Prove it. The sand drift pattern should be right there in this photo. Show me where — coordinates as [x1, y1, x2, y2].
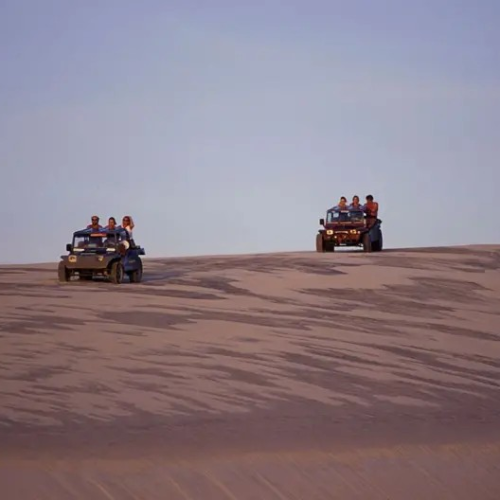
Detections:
[0, 245, 499, 498]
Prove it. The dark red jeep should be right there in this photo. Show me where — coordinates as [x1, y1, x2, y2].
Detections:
[316, 209, 383, 252]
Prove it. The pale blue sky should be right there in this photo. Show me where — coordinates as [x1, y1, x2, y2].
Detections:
[1, 0, 499, 264]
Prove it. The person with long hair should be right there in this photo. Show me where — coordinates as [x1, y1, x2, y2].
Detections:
[121, 215, 134, 234]
[105, 217, 117, 229]
[349, 195, 362, 211]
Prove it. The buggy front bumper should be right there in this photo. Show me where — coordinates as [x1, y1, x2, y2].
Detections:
[62, 254, 114, 270]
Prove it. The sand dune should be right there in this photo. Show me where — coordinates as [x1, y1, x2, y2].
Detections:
[1, 245, 500, 499]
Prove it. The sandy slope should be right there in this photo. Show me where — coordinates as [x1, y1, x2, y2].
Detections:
[1, 245, 500, 499]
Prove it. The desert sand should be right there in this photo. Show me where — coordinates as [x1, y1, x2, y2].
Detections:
[1, 245, 500, 499]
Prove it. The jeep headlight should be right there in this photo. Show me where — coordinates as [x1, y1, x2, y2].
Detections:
[326, 230, 334, 235]
[68, 255, 77, 263]
[97, 255, 104, 262]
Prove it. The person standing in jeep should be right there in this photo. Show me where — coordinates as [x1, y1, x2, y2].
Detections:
[363, 195, 379, 227]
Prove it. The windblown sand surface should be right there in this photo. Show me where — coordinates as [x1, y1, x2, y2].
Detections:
[1, 245, 500, 499]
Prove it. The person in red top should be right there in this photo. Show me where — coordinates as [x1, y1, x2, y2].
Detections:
[363, 195, 379, 227]
[364, 195, 378, 215]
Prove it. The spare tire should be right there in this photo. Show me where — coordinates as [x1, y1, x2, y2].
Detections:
[362, 233, 372, 252]
[118, 240, 130, 255]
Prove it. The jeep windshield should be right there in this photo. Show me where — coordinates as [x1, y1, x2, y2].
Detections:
[327, 210, 365, 224]
[73, 232, 122, 251]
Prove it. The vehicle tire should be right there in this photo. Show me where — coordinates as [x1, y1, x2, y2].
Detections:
[362, 233, 372, 252]
[58, 262, 71, 282]
[377, 233, 383, 251]
[109, 260, 124, 284]
[371, 232, 383, 252]
[316, 234, 325, 252]
[128, 259, 143, 283]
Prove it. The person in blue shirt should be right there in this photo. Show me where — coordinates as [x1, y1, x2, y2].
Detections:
[330, 196, 348, 211]
[348, 195, 363, 211]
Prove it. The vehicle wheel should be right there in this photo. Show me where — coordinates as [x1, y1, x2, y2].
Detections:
[316, 234, 325, 252]
[128, 259, 143, 283]
[362, 233, 372, 252]
[109, 260, 124, 284]
[371, 232, 383, 252]
[58, 262, 71, 282]
[377, 233, 383, 251]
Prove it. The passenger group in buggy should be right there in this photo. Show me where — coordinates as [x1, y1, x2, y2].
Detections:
[86, 215, 135, 238]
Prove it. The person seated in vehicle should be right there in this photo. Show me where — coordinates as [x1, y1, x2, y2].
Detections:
[87, 215, 103, 230]
[77, 238, 88, 249]
[331, 197, 348, 211]
[348, 210, 365, 223]
[86, 235, 103, 247]
[363, 194, 379, 227]
[349, 195, 362, 211]
[105, 217, 117, 230]
[104, 233, 117, 248]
